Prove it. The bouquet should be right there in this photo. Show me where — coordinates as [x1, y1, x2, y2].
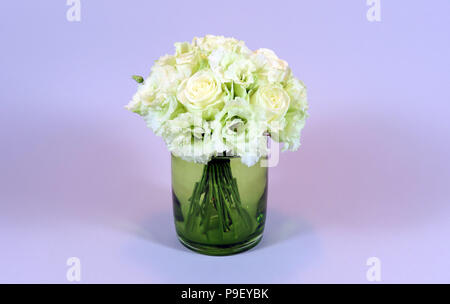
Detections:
[126, 35, 308, 166]
[126, 36, 308, 252]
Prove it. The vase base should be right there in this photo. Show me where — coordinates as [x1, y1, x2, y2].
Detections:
[177, 233, 263, 256]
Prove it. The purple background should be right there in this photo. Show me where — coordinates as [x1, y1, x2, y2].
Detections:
[1, 0, 449, 283]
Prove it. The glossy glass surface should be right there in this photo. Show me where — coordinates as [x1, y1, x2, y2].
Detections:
[172, 155, 268, 255]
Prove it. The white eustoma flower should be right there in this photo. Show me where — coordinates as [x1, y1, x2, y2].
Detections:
[162, 113, 215, 164]
[126, 54, 186, 133]
[208, 48, 237, 79]
[212, 98, 268, 166]
[224, 58, 256, 88]
[209, 48, 256, 89]
[143, 95, 184, 136]
[279, 75, 309, 151]
[279, 110, 307, 151]
[126, 57, 183, 112]
[151, 61, 183, 94]
[284, 76, 308, 112]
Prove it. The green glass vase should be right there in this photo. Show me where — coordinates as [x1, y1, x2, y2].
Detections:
[171, 154, 268, 255]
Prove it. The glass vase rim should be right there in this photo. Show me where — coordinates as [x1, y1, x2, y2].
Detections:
[171, 153, 240, 160]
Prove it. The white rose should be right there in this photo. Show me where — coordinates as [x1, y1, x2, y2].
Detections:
[174, 42, 200, 78]
[253, 48, 290, 83]
[177, 70, 225, 119]
[251, 84, 290, 124]
[193, 35, 250, 54]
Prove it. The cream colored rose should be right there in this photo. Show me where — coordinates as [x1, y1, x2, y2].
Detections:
[174, 42, 200, 78]
[251, 84, 290, 123]
[255, 48, 287, 70]
[177, 70, 224, 119]
[253, 48, 290, 83]
[193, 35, 250, 54]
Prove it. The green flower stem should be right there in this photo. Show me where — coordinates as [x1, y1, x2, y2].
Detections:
[186, 158, 252, 239]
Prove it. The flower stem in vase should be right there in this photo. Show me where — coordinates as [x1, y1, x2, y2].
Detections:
[185, 158, 253, 243]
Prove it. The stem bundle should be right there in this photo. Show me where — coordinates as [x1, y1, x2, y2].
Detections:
[185, 158, 252, 239]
